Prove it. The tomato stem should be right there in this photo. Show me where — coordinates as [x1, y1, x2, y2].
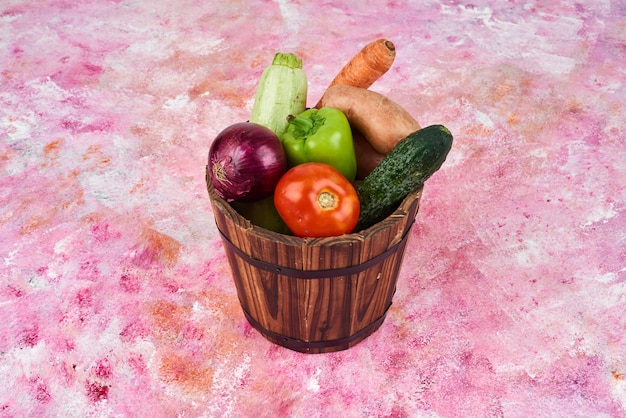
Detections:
[317, 191, 337, 210]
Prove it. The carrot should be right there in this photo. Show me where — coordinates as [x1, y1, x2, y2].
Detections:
[314, 39, 396, 108]
[318, 84, 421, 155]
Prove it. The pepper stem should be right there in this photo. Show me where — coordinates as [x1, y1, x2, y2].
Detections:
[288, 111, 325, 140]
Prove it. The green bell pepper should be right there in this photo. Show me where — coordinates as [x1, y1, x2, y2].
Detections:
[281, 107, 357, 182]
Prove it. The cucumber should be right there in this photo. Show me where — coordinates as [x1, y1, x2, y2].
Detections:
[355, 124, 453, 231]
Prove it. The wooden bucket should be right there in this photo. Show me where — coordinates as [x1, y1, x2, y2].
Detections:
[206, 168, 422, 354]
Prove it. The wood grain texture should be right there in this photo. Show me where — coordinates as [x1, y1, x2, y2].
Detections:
[206, 167, 422, 353]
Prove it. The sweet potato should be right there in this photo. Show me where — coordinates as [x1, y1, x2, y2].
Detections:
[352, 129, 385, 180]
[318, 85, 421, 155]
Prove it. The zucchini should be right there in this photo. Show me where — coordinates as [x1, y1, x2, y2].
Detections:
[249, 53, 308, 137]
[355, 124, 453, 231]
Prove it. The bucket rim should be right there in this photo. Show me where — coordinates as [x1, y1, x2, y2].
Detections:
[205, 165, 423, 245]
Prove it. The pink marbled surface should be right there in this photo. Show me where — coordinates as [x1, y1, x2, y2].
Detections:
[1, 0, 625, 416]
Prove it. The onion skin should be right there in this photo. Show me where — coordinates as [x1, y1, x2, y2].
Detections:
[208, 122, 287, 202]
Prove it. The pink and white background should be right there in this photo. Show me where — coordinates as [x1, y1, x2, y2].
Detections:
[1, 1, 625, 417]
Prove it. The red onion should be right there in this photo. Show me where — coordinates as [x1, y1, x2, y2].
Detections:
[208, 122, 287, 201]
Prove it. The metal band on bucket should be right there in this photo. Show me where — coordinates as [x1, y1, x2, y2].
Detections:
[217, 221, 414, 279]
[241, 301, 393, 352]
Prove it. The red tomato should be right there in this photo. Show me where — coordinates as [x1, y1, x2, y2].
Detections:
[274, 162, 360, 237]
